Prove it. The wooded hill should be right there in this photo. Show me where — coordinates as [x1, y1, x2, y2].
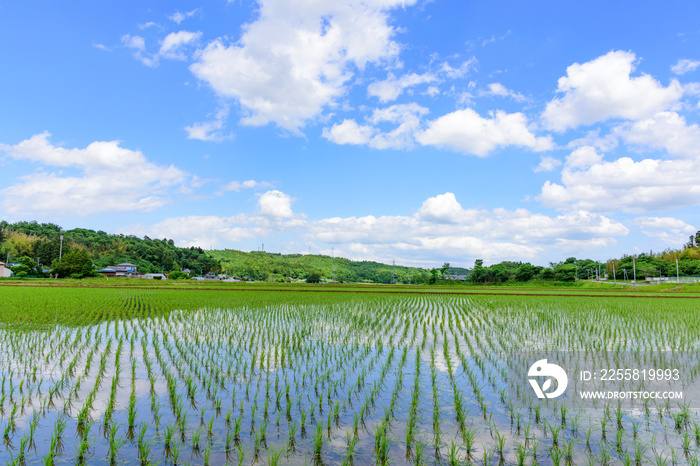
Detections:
[208, 249, 432, 283]
[3, 220, 697, 283]
[0, 221, 220, 277]
[0, 221, 434, 282]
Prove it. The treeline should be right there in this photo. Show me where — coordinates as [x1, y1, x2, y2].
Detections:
[469, 258, 583, 283]
[2, 220, 697, 283]
[606, 249, 700, 279]
[0, 221, 220, 277]
[469, 232, 700, 283]
[209, 249, 432, 284]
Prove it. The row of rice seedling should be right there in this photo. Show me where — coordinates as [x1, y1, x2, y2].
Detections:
[0, 287, 698, 464]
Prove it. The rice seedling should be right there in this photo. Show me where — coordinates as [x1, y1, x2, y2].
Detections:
[634, 442, 647, 464]
[191, 426, 202, 451]
[494, 427, 507, 456]
[76, 434, 90, 464]
[447, 439, 461, 466]
[139, 437, 155, 465]
[203, 443, 212, 465]
[267, 445, 284, 466]
[550, 445, 563, 466]
[0, 287, 697, 465]
[236, 445, 248, 466]
[170, 440, 182, 464]
[515, 442, 528, 465]
[313, 420, 325, 458]
[562, 438, 577, 462]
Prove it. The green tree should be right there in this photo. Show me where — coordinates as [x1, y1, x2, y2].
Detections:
[11, 264, 30, 277]
[428, 268, 439, 284]
[514, 263, 538, 281]
[554, 263, 577, 281]
[52, 250, 96, 279]
[11, 256, 39, 277]
[470, 259, 486, 283]
[489, 264, 511, 282]
[307, 272, 322, 283]
[440, 262, 450, 278]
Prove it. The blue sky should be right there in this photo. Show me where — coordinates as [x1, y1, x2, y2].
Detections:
[1, 0, 700, 267]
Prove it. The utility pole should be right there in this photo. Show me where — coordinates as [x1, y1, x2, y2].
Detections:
[612, 260, 616, 284]
[59, 235, 64, 260]
[332, 247, 335, 282]
[632, 255, 636, 284]
[676, 258, 680, 283]
[392, 260, 396, 285]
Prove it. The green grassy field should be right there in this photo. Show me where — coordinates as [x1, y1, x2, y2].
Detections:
[0, 285, 698, 464]
[3, 276, 700, 297]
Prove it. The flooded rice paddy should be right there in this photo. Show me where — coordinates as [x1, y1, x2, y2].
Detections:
[0, 287, 699, 465]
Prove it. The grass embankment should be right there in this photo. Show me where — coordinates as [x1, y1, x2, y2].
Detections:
[2, 276, 700, 298]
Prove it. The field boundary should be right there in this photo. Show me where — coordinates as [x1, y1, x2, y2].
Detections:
[2, 281, 700, 299]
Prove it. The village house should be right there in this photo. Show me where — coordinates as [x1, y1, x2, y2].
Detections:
[96, 262, 140, 278]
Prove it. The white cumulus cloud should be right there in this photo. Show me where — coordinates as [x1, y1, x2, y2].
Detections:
[307, 192, 628, 264]
[159, 31, 202, 60]
[635, 216, 697, 244]
[221, 180, 274, 192]
[190, 0, 416, 133]
[135, 190, 305, 248]
[122, 34, 157, 67]
[184, 106, 230, 142]
[533, 155, 563, 173]
[133, 215, 264, 248]
[0, 133, 188, 216]
[542, 51, 683, 131]
[322, 119, 374, 145]
[539, 146, 700, 213]
[257, 190, 295, 218]
[169, 9, 200, 25]
[323, 103, 428, 150]
[483, 82, 527, 102]
[671, 59, 700, 76]
[123, 30, 201, 67]
[367, 72, 437, 103]
[615, 111, 700, 158]
[133, 192, 629, 265]
[417, 108, 553, 156]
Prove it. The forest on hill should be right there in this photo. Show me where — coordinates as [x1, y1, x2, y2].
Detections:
[0, 221, 433, 282]
[1, 220, 698, 283]
[208, 249, 432, 283]
[0, 221, 219, 278]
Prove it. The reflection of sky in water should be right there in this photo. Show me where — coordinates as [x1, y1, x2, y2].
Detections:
[0, 296, 699, 465]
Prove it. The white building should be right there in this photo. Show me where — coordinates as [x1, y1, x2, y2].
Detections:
[0, 262, 12, 278]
